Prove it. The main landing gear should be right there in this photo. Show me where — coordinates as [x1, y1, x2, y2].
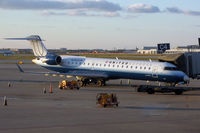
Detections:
[78, 79, 106, 87]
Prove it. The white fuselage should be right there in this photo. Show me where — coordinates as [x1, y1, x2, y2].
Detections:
[33, 55, 189, 83]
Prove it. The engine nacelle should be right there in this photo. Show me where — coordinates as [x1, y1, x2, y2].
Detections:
[43, 55, 62, 65]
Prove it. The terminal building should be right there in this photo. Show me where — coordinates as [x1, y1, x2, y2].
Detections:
[137, 46, 157, 54]
[137, 38, 200, 54]
[0, 49, 15, 56]
[164, 46, 200, 54]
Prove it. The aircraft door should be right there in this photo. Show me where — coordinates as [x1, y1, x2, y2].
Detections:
[152, 66, 158, 79]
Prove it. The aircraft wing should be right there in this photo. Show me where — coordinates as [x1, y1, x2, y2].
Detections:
[16, 64, 108, 78]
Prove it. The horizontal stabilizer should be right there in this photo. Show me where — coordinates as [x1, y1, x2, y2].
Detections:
[5, 37, 41, 41]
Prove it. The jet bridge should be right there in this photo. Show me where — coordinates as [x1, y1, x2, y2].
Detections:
[158, 53, 186, 73]
[159, 52, 200, 79]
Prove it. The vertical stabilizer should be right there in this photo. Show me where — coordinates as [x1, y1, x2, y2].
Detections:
[5, 35, 48, 57]
[28, 35, 48, 57]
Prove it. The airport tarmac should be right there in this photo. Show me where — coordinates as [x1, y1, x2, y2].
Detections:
[0, 63, 200, 133]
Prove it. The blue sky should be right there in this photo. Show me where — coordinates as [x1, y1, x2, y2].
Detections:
[0, 0, 200, 49]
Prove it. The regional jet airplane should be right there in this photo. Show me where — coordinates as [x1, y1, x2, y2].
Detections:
[6, 35, 190, 86]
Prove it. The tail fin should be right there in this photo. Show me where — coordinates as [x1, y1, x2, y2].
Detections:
[5, 35, 48, 57]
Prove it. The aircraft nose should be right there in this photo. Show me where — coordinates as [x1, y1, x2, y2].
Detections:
[183, 75, 190, 83]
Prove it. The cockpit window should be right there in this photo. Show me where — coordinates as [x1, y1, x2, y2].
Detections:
[164, 67, 178, 71]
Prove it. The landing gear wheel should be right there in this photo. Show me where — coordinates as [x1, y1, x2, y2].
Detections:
[174, 89, 183, 95]
[102, 80, 106, 86]
[97, 80, 103, 86]
[97, 80, 106, 86]
[147, 88, 155, 94]
[78, 80, 84, 87]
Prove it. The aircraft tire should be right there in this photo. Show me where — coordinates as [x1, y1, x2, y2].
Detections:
[147, 88, 155, 94]
[97, 80, 103, 86]
[174, 89, 183, 95]
[78, 80, 84, 87]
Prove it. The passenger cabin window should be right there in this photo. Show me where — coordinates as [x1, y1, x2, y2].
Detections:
[164, 67, 178, 71]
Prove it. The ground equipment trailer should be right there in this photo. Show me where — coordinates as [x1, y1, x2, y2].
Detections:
[59, 80, 80, 90]
[136, 85, 200, 95]
[96, 93, 119, 107]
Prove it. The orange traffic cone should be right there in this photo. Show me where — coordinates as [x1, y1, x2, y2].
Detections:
[3, 96, 7, 106]
[49, 83, 53, 93]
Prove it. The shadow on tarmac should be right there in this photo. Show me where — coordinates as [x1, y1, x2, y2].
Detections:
[122, 106, 200, 111]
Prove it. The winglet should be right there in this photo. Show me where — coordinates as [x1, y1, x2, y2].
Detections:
[16, 63, 24, 73]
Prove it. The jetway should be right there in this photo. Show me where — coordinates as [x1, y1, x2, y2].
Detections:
[159, 52, 200, 79]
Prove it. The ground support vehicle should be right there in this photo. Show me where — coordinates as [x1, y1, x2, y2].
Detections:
[59, 80, 80, 90]
[96, 93, 119, 107]
[136, 85, 200, 95]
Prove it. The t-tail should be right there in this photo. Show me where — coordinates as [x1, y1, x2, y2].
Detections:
[5, 35, 62, 65]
